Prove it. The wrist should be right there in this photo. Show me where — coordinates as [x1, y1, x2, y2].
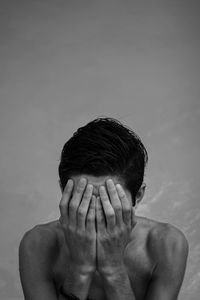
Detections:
[60, 290, 92, 300]
[62, 270, 92, 300]
[63, 270, 92, 287]
[99, 263, 127, 278]
[102, 268, 136, 300]
[100, 266, 129, 282]
[70, 263, 95, 277]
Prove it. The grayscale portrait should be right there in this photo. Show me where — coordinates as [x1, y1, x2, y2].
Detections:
[0, 1, 199, 300]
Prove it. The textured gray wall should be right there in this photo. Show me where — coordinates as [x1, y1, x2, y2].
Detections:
[0, 1, 199, 299]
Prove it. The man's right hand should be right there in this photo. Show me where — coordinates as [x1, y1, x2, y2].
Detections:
[59, 177, 96, 276]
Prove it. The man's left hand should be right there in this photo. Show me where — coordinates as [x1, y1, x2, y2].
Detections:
[96, 179, 136, 277]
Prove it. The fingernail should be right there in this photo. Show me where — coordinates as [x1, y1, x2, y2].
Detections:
[100, 186, 106, 192]
[67, 179, 73, 186]
[87, 184, 93, 190]
[80, 177, 87, 185]
[116, 183, 121, 189]
[107, 179, 113, 185]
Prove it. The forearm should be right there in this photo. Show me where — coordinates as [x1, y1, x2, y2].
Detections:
[61, 268, 92, 300]
[102, 268, 136, 300]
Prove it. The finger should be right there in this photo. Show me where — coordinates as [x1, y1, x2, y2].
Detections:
[59, 179, 74, 225]
[116, 184, 131, 227]
[68, 177, 87, 228]
[106, 179, 123, 226]
[99, 186, 115, 231]
[96, 196, 106, 234]
[77, 183, 93, 230]
[131, 207, 137, 228]
[86, 195, 96, 234]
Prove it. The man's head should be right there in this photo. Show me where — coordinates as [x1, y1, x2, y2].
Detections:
[58, 117, 148, 206]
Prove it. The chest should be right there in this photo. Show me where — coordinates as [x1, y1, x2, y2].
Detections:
[53, 244, 153, 300]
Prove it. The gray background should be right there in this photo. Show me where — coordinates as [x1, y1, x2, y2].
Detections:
[0, 0, 200, 299]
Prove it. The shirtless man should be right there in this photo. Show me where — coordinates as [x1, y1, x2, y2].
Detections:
[19, 117, 189, 300]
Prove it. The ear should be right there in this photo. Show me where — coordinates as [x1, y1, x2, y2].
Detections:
[134, 183, 146, 209]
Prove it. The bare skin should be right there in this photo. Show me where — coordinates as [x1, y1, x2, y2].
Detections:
[19, 175, 189, 300]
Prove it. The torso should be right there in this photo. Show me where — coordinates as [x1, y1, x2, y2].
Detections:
[34, 216, 167, 300]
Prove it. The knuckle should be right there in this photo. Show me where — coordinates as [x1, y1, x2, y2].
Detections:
[59, 202, 64, 209]
[100, 192, 107, 200]
[89, 202, 95, 210]
[112, 231, 119, 239]
[97, 204, 103, 212]
[69, 202, 77, 212]
[108, 184, 115, 192]
[76, 186, 84, 194]
[83, 190, 92, 200]
[114, 205, 122, 212]
[97, 208, 104, 217]
[89, 209, 95, 216]
[111, 188, 118, 196]
[98, 233, 105, 241]
[86, 232, 93, 240]
[96, 210, 103, 218]
[67, 225, 75, 233]
[76, 229, 84, 237]
[107, 211, 115, 220]
[119, 191, 127, 201]
[83, 192, 89, 199]
[78, 208, 85, 217]
[97, 212, 104, 222]
[87, 211, 95, 220]
[123, 207, 131, 214]
[101, 197, 108, 204]
[87, 216, 93, 223]
[121, 223, 126, 231]
[112, 229, 121, 238]
[121, 225, 127, 235]
[119, 189, 126, 197]
[64, 187, 71, 195]
[99, 215, 104, 223]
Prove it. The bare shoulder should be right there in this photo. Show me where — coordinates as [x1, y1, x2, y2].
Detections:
[132, 216, 189, 270]
[19, 221, 64, 298]
[20, 220, 59, 249]
[144, 219, 189, 288]
[147, 221, 189, 261]
[19, 220, 61, 270]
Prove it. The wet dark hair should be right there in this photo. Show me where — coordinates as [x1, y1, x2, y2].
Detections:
[58, 117, 148, 205]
